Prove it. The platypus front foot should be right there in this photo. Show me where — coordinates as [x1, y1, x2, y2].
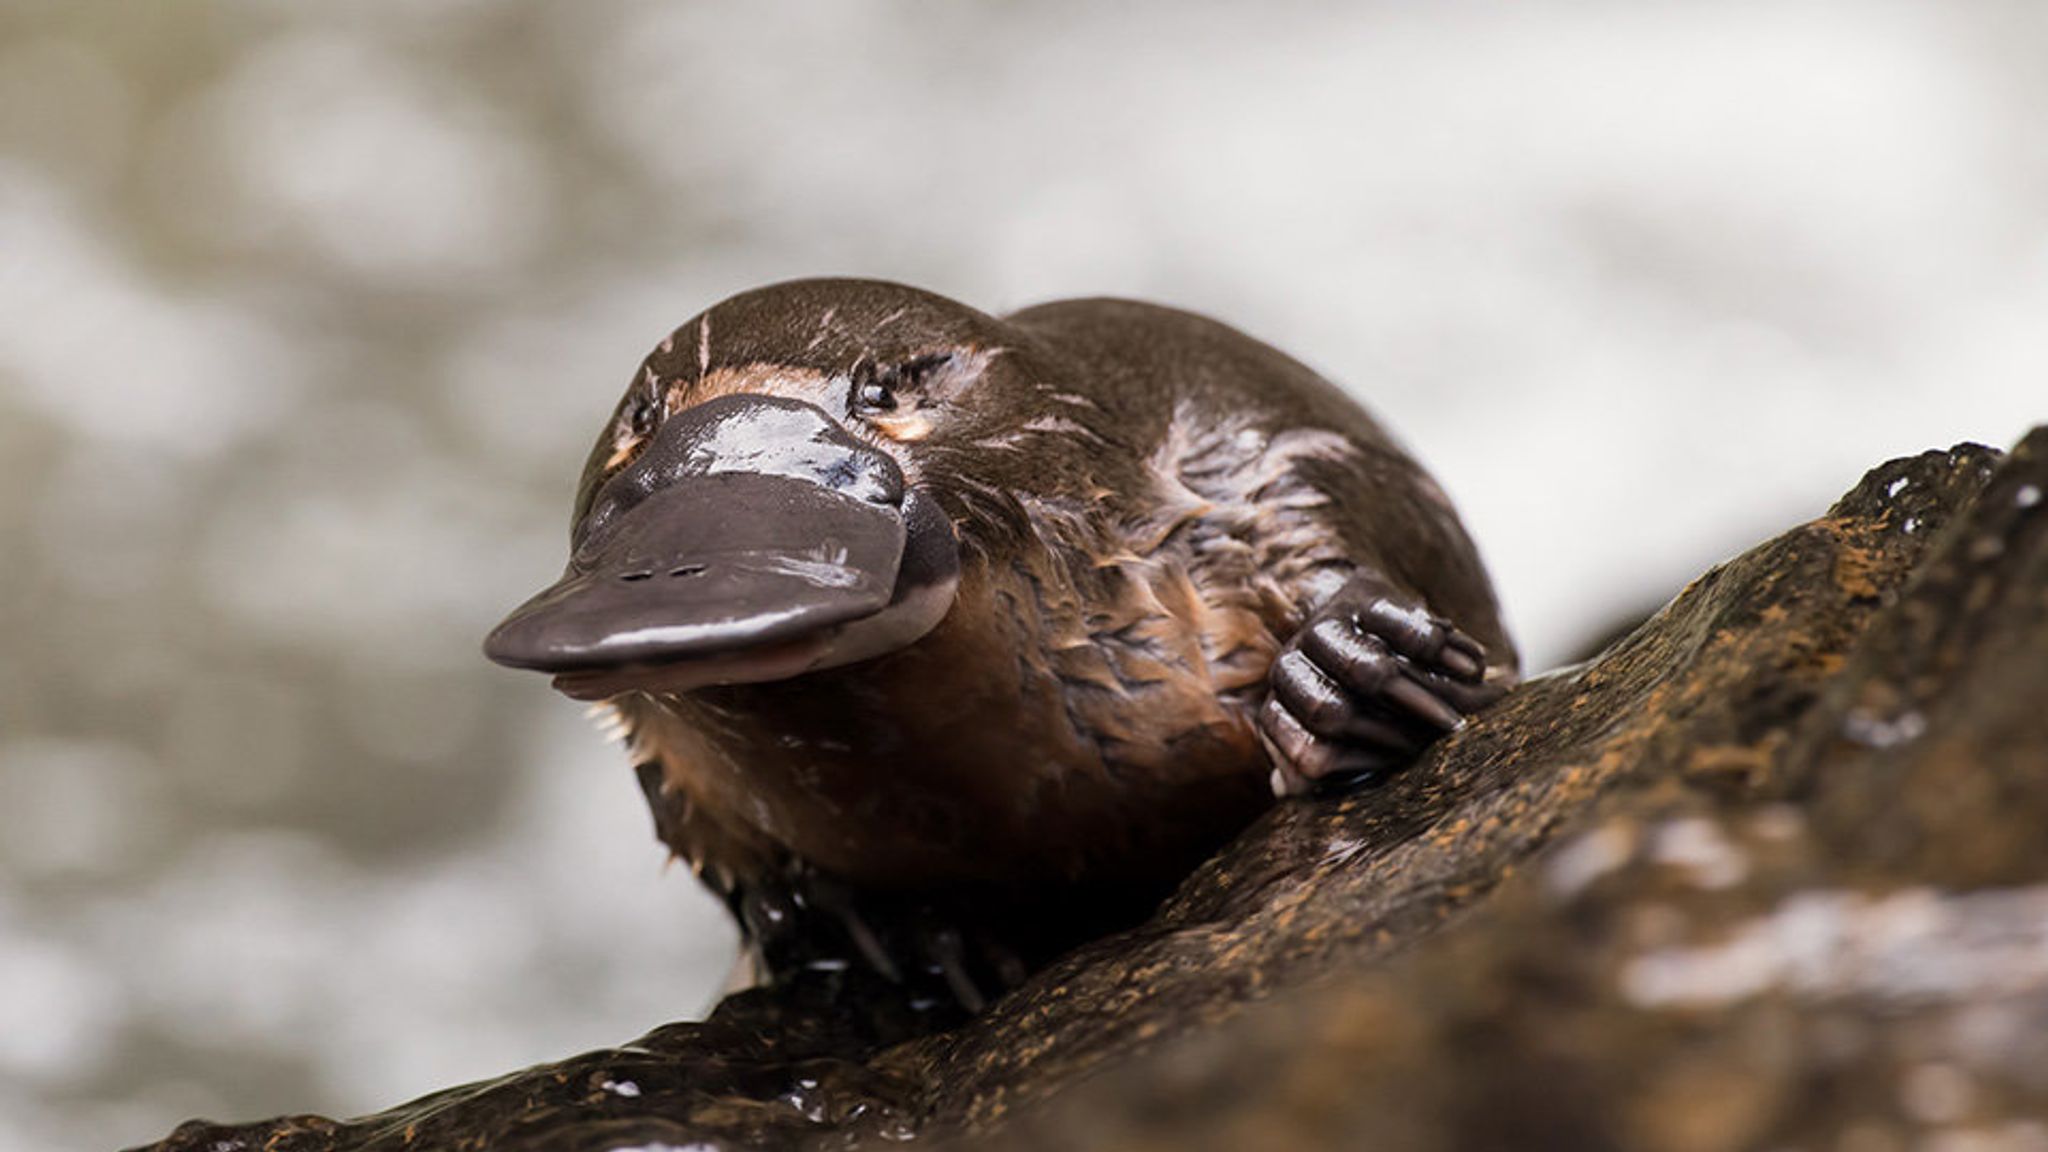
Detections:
[1259, 570, 1507, 796]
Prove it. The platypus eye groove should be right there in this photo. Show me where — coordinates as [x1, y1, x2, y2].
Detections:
[624, 393, 657, 438]
[850, 353, 955, 418]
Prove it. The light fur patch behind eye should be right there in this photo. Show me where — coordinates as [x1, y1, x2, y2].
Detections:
[604, 434, 643, 470]
[871, 411, 935, 441]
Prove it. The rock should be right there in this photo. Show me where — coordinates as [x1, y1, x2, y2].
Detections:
[138, 428, 2048, 1152]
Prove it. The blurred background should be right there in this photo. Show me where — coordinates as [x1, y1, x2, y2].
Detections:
[1, 1, 2042, 1147]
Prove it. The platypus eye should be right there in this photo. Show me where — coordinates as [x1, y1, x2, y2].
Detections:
[601, 376, 666, 472]
[852, 370, 897, 414]
[620, 366, 666, 440]
[851, 353, 954, 418]
[624, 393, 658, 438]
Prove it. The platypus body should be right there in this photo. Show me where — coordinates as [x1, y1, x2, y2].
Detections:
[488, 279, 1515, 1005]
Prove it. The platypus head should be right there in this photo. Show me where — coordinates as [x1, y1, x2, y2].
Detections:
[485, 279, 1050, 701]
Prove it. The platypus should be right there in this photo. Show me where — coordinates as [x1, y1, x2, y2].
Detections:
[486, 279, 1516, 1007]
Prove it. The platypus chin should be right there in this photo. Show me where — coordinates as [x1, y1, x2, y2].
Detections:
[487, 278, 1517, 1009]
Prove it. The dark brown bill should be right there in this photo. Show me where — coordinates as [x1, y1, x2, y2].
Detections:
[484, 470, 905, 674]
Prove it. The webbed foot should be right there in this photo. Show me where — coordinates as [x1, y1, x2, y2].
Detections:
[733, 868, 1028, 1014]
[1259, 570, 1509, 796]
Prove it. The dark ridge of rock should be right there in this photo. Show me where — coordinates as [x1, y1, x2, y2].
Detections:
[138, 428, 2048, 1152]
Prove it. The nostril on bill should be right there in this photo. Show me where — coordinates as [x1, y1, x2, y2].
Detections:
[670, 564, 707, 578]
[619, 570, 654, 582]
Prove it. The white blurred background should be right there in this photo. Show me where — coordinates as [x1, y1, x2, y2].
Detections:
[1, 1, 2042, 1147]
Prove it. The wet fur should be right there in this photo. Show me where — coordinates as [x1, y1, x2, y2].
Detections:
[572, 281, 1513, 974]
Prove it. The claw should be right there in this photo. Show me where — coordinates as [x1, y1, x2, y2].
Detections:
[802, 878, 901, 983]
[1438, 644, 1482, 681]
[1259, 697, 1338, 789]
[1260, 568, 1509, 793]
[1415, 666, 1509, 715]
[1383, 674, 1466, 732]
[918, 923, 986, 1014]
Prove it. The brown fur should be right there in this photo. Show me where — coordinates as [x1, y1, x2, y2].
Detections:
[556, 279, 1513, 951]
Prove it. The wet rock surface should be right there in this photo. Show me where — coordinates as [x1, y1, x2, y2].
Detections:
[141, 429, 2048, 1152]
